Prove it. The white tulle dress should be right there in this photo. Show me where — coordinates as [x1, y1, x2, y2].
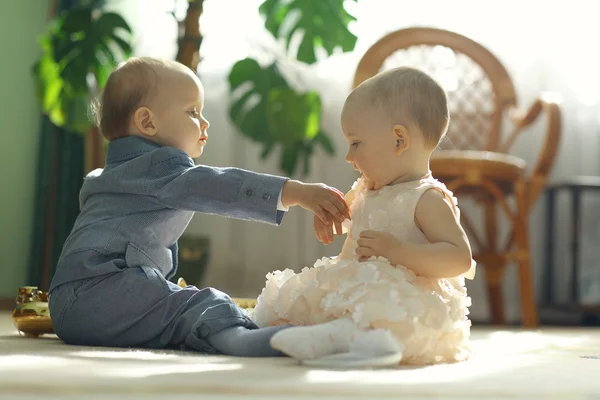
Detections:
[251, 174, 476, 365]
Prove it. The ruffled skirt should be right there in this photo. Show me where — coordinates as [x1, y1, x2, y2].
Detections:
[251, 256, 472, 364]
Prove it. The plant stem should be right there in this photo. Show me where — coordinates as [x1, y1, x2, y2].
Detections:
[176, 0, 204, 71]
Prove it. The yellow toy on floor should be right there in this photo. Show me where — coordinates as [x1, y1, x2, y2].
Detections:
[12, 281, 257, 337]
[12, 286, 53, 337]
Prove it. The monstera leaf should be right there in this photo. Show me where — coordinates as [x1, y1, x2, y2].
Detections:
[267, 88, 321, 146]
[33, 6, 132, 133]
[267, 88, 321, 174]
[227, 0, 357, 176]
[228, 59, 335, 176]
[259, 0, 358, 64]
[229, 58, 287, 145]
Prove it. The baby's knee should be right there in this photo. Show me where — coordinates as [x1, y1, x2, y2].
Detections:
[201, 286, 233, 302]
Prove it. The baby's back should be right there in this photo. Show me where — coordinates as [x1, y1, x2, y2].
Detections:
[50, 149, 194, 292]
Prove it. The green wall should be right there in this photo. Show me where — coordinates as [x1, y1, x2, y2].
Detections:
[0, 1, 50, 298]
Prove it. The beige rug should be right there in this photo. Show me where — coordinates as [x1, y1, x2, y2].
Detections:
[1, 311, 599, 399]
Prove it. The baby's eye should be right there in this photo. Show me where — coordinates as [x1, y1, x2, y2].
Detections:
[351, 142, 360, 148]
[189, 109, 200, 117]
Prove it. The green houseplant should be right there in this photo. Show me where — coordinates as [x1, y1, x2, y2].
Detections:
[33, 0, 133, 171]
[33, 0, 133, 133]
[228, 0, 358, 177]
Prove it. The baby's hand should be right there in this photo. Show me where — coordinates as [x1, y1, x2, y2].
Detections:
[313, 214, 344, 244]
[282, 180, 350, 225]
[356, 230, 401, 261]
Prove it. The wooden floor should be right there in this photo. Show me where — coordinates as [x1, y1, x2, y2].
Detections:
[1, 312, 599, 399]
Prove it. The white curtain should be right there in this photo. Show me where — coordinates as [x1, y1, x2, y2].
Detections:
[109, 0, 600, 322]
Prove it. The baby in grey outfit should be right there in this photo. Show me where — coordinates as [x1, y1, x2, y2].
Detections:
[48, 57, 351, 357]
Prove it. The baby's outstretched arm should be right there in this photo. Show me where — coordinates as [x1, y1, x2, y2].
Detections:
[357, 189, 472, 279]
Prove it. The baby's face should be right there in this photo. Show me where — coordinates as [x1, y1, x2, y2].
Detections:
[153, 70, 210, 158]
[341, 103, 402, 189]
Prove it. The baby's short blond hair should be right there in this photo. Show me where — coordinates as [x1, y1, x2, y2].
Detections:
[93, 57, 185, 140]
[350, 67, 449, 148]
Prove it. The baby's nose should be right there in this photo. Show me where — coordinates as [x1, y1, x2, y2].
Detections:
[344, 151, 353, 163]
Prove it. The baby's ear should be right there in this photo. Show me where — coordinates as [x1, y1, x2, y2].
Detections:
[392, 124, 409, 155]
[133, 107, 157, 137]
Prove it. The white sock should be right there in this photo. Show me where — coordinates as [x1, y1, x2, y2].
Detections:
[349, 329, 404, 355]
[270, 318, 359, 360]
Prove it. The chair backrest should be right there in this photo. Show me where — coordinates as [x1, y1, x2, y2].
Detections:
[354, 27, 517, 152]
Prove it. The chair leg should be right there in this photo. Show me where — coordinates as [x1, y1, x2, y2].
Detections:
[514, 181, 539, 328]
[483, 199, 506, 325]
[486, 279, 506, 325]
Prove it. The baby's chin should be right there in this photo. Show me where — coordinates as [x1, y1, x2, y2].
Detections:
[360, 174, 377, 190]
[361, 174, 400, 190]
[185, 148, 204, 159]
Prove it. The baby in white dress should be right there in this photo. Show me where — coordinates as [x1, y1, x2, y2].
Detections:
[253, 67, 476, 366]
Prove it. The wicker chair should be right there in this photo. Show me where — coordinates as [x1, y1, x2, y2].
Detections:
[354, 27, 561, 327]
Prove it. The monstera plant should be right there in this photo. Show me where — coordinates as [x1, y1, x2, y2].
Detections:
[228, 0, 358, 176]
[33, 0, 133, 135]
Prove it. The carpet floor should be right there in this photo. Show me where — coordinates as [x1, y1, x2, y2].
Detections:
[1, 312, 599, 399]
